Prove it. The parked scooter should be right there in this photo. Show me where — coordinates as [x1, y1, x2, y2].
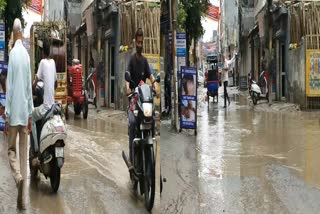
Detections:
[122, 71, 160, 211]
[29, 80, 67, 192]
[249, 70, 269, 105]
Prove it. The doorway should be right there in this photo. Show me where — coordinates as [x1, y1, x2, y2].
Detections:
[279, 43, 286, 100]
[110, 45, 115, 107]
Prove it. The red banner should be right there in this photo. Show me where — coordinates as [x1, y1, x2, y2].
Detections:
[207, 5, 219, 21]
[29, 0, 43, 14]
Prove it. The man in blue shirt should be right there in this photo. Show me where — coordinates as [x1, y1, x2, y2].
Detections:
[4, 18, 33, 210]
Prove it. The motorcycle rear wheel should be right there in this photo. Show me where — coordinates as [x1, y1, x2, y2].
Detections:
[252, 93, 258, 105]
[50, 159, 61, 193]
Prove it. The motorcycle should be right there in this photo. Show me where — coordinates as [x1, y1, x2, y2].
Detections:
[249, 70, 269, 105]
[122, 71, 160, 211]
[29, 80, 67, 192]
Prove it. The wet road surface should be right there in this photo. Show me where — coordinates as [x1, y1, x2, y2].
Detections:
[0, 107, 160, 213]
[161, 120, 199, 214]
[162, 86, 320, 213]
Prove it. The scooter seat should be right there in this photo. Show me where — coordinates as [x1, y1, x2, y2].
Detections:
[41, 103, 63, 128]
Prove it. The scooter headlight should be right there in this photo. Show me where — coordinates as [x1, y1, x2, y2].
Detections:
[142, 103, 153, 117]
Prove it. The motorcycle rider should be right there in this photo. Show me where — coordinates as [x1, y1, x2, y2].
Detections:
[126, 28, 158, 164]
[31, 40, 57, 157]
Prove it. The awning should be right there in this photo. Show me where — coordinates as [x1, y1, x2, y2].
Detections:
[272, 6, 288, 22]
[100, 3, 118, 22]
[248, 24, 258, 38]
[74, 22, 86, 36]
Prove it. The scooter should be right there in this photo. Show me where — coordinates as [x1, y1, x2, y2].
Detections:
[122, 71, 160, 211]
[249, 71, 269, 105]
[29, 80, 67, 192]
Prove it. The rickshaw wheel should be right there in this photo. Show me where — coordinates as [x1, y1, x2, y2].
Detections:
[65, 105, 69, 120]
[93, 97, 97, 108]
[83, 90, 89, 119]
[74, 104, 81, 115]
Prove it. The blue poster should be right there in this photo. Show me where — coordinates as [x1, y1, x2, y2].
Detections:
[0, 62, 7, 74]
[0, 62, 6, 132]
[0, 93, 5, 131]
[176, 33, 186, 57]
[180, 66, 197, 129]
[0, 23, 5, 31]
[0, 22, 5, 62]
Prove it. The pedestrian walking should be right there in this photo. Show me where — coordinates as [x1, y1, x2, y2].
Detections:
[222, 54, 235, 108]
[4, 18, 34, 210]
[91, 49, 104, 112]
[96, 59, 104, 112]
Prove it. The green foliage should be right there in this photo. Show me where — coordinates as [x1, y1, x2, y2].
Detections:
[4, 0, 25, 32]
[0, 0, 6, 17]
[2, 0, 28, 61]
[178, 0, 209, 65]
[177, 7, 187, 32]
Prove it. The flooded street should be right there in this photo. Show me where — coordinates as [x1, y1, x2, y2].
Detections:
[161, 120, 199, 214]
[162, 86, 320, 213]
[0, 107, 160, 213]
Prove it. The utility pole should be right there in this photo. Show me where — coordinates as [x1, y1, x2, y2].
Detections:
[173, 0, 178, 131]
[170, 0, 178, 130]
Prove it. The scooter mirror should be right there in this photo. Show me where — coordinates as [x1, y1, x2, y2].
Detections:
[37, 80, 44, 89]
[125, 71, 131, 82]
[155, 75, 160, 83]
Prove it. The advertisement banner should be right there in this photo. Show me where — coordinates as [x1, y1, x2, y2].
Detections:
[180, 66, 197, 129]
[0, 51, 4, 62]
[0, 62, 7, 131]
[207, 5, 220, 21]
[176, 33, 186, 57]
[145, 54, 160, 107]
[176, 32, 187, 119]
[0, 31, 4, 42]
[0, 23, 5, 62]
[0, 93, 5, 131]
[306, 50, 320, 97]
[0, 61, 7, 72]
[145, 54, 160, 75]
[29, 0, 43, 15]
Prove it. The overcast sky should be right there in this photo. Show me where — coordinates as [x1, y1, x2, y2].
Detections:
[23, 0, 220, 41]
[23, 8, 41, 38]
[202, 0, 219, 43]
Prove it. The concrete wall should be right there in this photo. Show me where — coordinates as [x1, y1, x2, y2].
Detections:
[68, 2, 82, 34]
[241, 7, 254, 36]
[44, 0, 65, 21]
[117, 51, 133, 111]
[114, 13, 121, 110]
[220, 0, 239, 52]
[239, 38, 251, 89]
[287, 38, 306, 108]
[81, 0, 94, 14]
[254, 0, 266, 17]
[239, 39, 251, 76]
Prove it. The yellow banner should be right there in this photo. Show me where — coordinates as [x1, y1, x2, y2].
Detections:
[144, 54, 160, 106]
[306, 50, 320, 96]
[144, 54, 160, 75]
